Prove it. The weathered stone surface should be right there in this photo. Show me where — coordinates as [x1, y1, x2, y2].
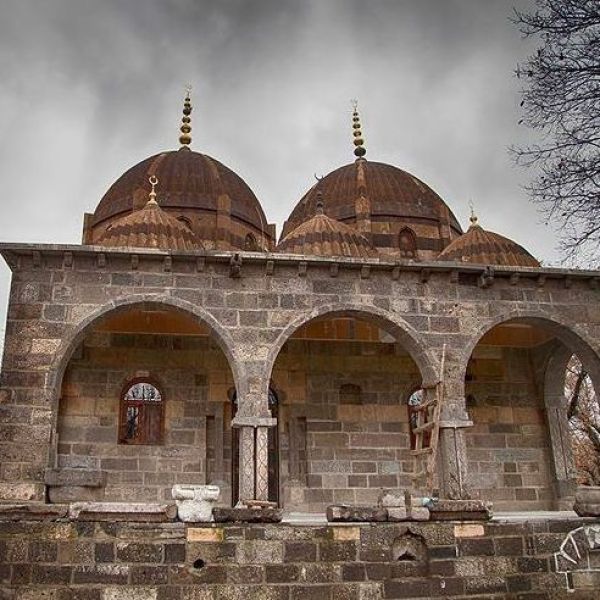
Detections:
[0, 502, 68, 520]
[429, 498, 493, 521]
[68, 503, 177, 522]
[213, 508, 283, 523]
[49, 485, 104, 503]
[326, 505, 388, 522]
[45, 468, 106, 487]
[573, 486, 600, 517]
[172, 484, 220, 522]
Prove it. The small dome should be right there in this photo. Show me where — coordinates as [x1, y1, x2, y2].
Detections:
[97, 200, 203, 252]
[277, 208, 377, 259]
[88, 150, 272, 250]
[283, 160, 462, 260]
[437, 217, 540, 268]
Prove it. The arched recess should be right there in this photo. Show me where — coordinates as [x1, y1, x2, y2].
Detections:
[460, 311, 600, 511]
[47, 295, 241, 504]
[266, 304, 439, 512]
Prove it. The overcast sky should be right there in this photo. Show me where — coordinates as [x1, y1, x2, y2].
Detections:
[0, 0, 554, 357]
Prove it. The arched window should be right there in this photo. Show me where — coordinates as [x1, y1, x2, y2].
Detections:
[119, 379, 164, 445]
[407, 388, 428, 450]
[177, 216, 193, 230]
[339, 383, 362, 405]
[399, 228, 417, 258]
[244, 233, 260, 251]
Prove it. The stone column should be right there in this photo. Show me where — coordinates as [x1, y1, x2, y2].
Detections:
[255, 426, 269, 501]
[436, 368, 473, 500]
[544, 346, 578, 508]
[238, 426, 255, 503]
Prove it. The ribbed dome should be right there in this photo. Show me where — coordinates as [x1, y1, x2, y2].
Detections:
[88, 150, 272, 250]
[437, 219, 540, 268]
[97, 200, 203, 252]
[277, 209, 377, 259]
[282, 160, 462, 260]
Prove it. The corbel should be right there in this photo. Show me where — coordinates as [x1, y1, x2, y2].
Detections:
[96, 253, 106, 269]
[265, 260, 274, 276]
[329, 263, 339, 278]
[229, 254, 242, 278]
[509, 273, 520, 286]
[163, 256, 172, 272]
[196, 256, 206, 272]
[589, 277, 599, 290]
[131, 254, 139, 270]
[449, 270, 459, 284]
[537, 274, 546, 288]
[32, 251, 41, 268]
[478, 266, 494, 289]
[63, 251, 73, 269]
[391, 265, 401, 280]
[360, 265, 371, 279]
[298, 261, 307, 277]
[563, 275, 572, 289]
[420, 268, 431, 283]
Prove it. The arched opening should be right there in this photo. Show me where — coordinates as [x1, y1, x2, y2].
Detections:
[398, 228, 417, 259]
[563, 355, 600, 486]
[230, 387, 280, 505]
[463, 317, 600, 510]
[52, 303, 236, 505]
[270, 311, 428, 512]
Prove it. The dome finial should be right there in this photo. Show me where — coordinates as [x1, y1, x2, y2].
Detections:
[468, 200, 480, 228]
[147, 175, 159, 207]
[350, 99, 367, 160]
[179, 85, 193, 150]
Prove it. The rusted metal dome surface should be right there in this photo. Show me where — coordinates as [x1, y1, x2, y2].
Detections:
[90, 150, 270, 246]
[277, 212, 378, 259]
[437, 221, 540, 267]
[281, 160, 463, 258]
[97, 201, 203, 252]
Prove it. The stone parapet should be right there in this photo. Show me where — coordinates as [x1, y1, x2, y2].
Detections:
[0, 517, 598, 598]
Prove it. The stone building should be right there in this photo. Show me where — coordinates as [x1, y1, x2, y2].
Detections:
[1, 93, 600, 513]
[1, 94, 600, 598]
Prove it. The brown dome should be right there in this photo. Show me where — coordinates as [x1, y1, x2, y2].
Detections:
[282, 159, 463, 260]
[97, 199, 203, 252]
[87, 150, 272, 250]
[437, 218, 540, 268]
[277, 208, 377, 259]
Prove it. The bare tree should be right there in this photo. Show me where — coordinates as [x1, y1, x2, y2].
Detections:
[565, 355, 600, 484]
[512, 0, 600, 263]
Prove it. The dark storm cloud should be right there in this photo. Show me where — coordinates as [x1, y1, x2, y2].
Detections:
[0, 0, 547, 356]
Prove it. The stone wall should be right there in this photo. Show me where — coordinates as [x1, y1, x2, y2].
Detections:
[1, 244, 599, 504]
[465, 345, 555, 510]
[1, 516, 599, 599]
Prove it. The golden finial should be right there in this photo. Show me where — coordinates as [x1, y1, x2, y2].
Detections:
[179, 85, 192, 149]
[350, 99, 366, 159]
[468, 200, 480, 228]
[147, 175, 159, 207]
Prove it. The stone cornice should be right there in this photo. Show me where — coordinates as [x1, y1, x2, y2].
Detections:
[0, 241, 599, 283]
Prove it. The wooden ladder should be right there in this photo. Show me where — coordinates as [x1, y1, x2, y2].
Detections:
[410, 344, 446, 492]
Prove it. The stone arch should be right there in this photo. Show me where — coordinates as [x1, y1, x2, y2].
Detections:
[459, 310, 600, 385]
[266, 302, 440, 411]
[49, 294, 242, 405]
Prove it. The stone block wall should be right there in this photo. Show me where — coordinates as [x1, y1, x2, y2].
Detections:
[465, 346, 555, 510]
[57, 332, 233, 503]
[1, 517, 599, 599]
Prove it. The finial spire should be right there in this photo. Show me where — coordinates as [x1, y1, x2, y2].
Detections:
[147, 175, 159, 207]
[468, 200, 480, 228]
[351, 99, 366, 159]
[179, 85, 192, 149]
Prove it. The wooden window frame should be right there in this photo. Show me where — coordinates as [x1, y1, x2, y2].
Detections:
[118, 377, 165, 445]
